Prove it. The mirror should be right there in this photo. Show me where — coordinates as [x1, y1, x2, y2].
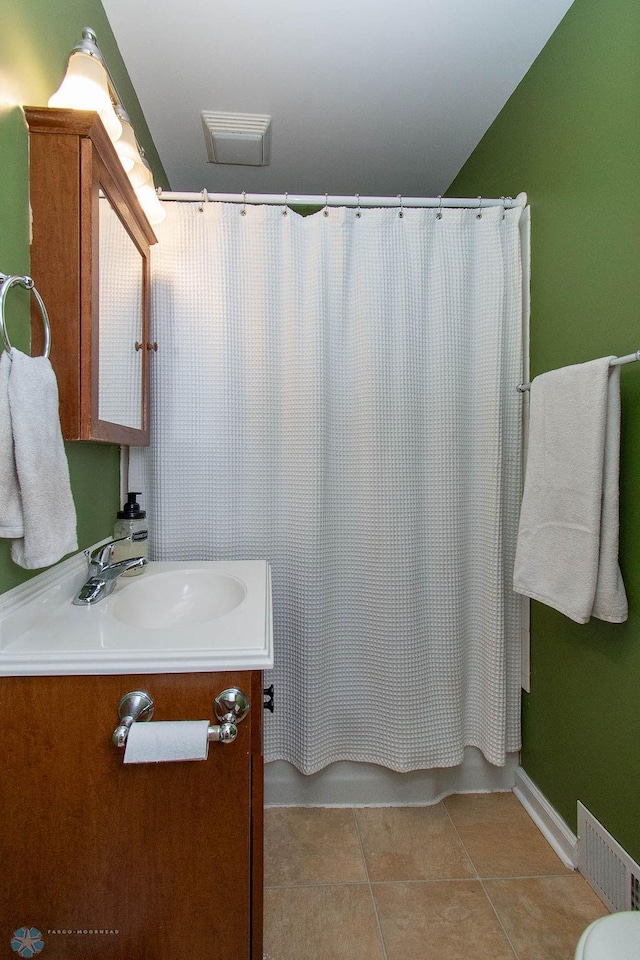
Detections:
[98, 195, 144, 430]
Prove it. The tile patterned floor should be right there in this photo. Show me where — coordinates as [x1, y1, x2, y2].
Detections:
[263, 793, 608, 960]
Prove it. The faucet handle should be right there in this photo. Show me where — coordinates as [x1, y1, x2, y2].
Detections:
[101, 556, 147, 580]
[89, 541, 115, 573]
[89, 537, 131, 573]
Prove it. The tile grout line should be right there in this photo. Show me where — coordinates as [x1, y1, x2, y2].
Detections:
[442, 800, 521, 960]
[351, 808, 390, 960]
[263, 870, 576, 890]
[477, 876, 522, 960]
[440, 800, 480, 883]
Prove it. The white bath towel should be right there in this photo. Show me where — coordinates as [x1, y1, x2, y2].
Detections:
[2, 348, 78, 569]
[513, 357, 628, 624]
[0, 351, 23, 538]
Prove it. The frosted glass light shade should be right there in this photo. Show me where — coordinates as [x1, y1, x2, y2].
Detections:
[48, 51, 122, 141]
[135, 181, 166, 226]
[114, 117, 139, 173]
[127, 152, 151, 190]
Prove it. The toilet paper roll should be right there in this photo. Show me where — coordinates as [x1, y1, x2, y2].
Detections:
[123, 720, 210, 764]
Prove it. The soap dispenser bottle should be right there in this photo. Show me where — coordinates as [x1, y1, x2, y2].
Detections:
[113, 492, 148, 576]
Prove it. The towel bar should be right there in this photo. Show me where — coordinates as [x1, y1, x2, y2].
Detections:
[0, 272, 51, 358]
[517, 350, 640, 392]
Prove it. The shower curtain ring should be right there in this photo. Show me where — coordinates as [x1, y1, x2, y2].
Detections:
[476, 196, 483, 219]
[282, 191, 288, 216]
[436, 195, 444, 220]
[397, 195, 404, 219]
[241, 191, 247, 216]
[323, 193, 329, 217]
[355, 193, 362, 218]
[198, 188, 208, 213]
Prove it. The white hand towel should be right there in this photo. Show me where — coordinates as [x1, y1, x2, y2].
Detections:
[4, 348, 78, 569]
[513, 357, 628, 624]
[0, 351, 23, 538]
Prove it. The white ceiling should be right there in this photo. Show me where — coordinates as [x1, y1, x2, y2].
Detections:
[102, 0, 574, 198]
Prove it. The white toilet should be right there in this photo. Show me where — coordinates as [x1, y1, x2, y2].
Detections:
[575, 912, 640, 959]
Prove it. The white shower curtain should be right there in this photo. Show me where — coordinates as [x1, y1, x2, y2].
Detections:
[130, 200, 525, 774]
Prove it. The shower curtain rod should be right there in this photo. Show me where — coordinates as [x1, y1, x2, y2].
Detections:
[157, 189, 528, 210]
[517, 349, 640, 392]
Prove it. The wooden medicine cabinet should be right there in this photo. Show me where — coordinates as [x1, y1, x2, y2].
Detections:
[25, 107, 157, 445]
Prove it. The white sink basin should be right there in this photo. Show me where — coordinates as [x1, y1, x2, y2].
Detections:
[0, 556, 273, 676]
[109, 569, 247, 629]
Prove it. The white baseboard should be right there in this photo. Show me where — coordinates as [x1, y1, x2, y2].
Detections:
[514, 766, 578, 869]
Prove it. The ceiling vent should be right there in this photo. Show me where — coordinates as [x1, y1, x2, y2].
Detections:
[201, 111, 272, 166]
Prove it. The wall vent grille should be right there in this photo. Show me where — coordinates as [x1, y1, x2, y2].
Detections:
[632, 874, 640, 912]
[577, 802, 640, 912]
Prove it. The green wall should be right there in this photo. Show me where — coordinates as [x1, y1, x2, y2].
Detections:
[450, 0, 640, 860]
[0, 0, 167, 594]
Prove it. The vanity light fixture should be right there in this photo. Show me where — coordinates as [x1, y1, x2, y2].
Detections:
[135, 156, 167, 225]
[113, 105, 139, 173]
[120, 118, 153, 191]
[127, 147, 153, 190]
[48, 28, 122, 141]
[48, 27, 165, 226]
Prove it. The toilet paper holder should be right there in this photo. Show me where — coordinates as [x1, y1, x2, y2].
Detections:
[112, 688, 250, 748]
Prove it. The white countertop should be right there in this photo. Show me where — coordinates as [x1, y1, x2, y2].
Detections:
[0, 551, 273, 676]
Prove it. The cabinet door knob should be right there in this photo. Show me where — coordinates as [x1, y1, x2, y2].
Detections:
[147, 342, 158, 351]
[263, 684, 275, 712]
[135, 341, 143, 351]
[214, 687, 250, 724]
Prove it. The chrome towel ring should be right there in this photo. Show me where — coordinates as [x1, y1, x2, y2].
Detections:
[0, 272, 51, 358]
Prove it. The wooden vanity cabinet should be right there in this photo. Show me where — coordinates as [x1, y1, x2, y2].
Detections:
[0, 669, 264, 960]
[24, 107, 156, 445]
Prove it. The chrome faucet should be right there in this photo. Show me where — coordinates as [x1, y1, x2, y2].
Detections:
[73, 538, 147, 606]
